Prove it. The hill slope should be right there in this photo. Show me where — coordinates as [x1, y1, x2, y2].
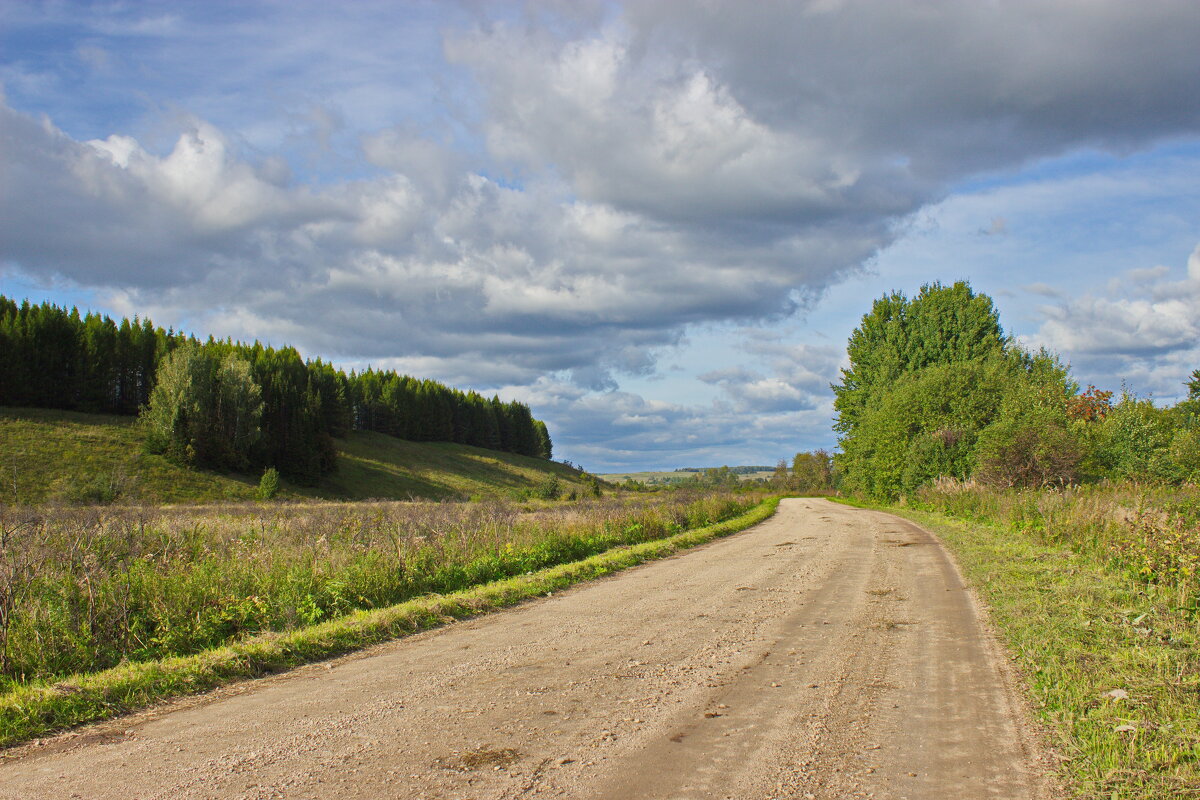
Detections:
[1, 407, 588, 505]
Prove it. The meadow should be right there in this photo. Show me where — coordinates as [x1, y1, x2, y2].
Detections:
[1, 407, 594, 505]
[0, 491, 757, 689]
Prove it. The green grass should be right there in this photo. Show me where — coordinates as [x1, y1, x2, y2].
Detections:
[842, 497, 1200, 798]
[1, 407, 259, 504]
[0, 407, 591, 504]
[321, 429, 590, 501]
[0, 496, 778, 748]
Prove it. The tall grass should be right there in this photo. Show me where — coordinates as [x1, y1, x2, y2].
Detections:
[0, 492, 757, 689]
[912, 480, 1200, 612]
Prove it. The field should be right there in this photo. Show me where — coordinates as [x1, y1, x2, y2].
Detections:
[1, 407, 592, 505]
[0, 491, 775, 745]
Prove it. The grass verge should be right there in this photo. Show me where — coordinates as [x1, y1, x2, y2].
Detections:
[839, 498, 1200, 799]
[0, 496, 778, 749]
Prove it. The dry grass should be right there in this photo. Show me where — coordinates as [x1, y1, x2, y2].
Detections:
[0, 496, 780, 748]
[0, 492, 759, 688]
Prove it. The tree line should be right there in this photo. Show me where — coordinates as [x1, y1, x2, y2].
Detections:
[830, 282, 1200, 498]
[0, 296, 552, 483]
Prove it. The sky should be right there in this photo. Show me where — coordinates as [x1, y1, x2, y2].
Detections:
[3, 0, 1200, 473]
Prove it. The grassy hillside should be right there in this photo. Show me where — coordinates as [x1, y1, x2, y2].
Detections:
[0, 407, 588, 505]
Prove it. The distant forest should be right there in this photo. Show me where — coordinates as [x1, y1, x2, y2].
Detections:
[0, 296, 552, 483]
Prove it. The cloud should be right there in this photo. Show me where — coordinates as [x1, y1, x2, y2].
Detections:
[1022, 283, 1062, 298]
[693, 336, 840, 415]
[0, 97, 823, 388]
[504, 375, 833, 472]
[979, 217, 1008, 236]
[1028, 245, 1200, 399]
[4, 1, 1200, 468]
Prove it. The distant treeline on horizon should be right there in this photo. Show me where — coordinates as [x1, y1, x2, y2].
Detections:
[0, 296, 552, 483]
[673, 465, 774, 474]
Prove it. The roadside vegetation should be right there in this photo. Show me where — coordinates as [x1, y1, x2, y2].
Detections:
[0, 491, 758, 689]
[830, 281, 1200, 797]
[880, 494, 1200, 799]
[0, 492, 776, 746]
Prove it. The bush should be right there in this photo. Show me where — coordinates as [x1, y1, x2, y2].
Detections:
[1093, 394, 1178, 482]
[533, 475, 560, 500]
[256, 467, 280, 500]
[51, 470, 128, 505]
[1170, 428, 1200, 483]
[974, 416, 1083, 488]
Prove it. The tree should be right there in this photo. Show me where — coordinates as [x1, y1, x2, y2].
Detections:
[212, 354, 264, 470]
[1092, 393, 1179, 483]
[142, 344, 265, 470]
[974, 381, 1083, 489]
[832, 282, 1006, 439]
[839, 360, 1000, 497]
[141, 342, 214, 464]
[771, 459, 790, 488]
[792, 450, 833, 492]
[533, 420, 553, 460]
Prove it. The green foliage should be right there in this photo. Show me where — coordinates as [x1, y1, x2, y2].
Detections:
[49, 469, 129, 505]
[833, 281, 1006, 438]
[534, 420, 553, 460]
[533, 474, 561, 500]
[256, 468, 280, 501]
[839, 359, 1012, 497]
[142, 344, 263, 471]
[1169, 428, 1200, 483]
[770, 459, 790, 487]
[0, 297, 163, 415]
[832, 282, 1200, 497]
[1092, 394, 1179, 483]
[791, 450, 834, 493]
[0, 493, 761, 689]
[0, 295, 554, 477]
[974, 412, 1083, 488]
[0, 497, 777, 748]
[685, 466, 742, 489]
[972, 367, 1084, 488]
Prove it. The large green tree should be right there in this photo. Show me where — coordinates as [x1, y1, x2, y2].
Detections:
[832, 281, 1006, 440]
[142, 343, 263, 470]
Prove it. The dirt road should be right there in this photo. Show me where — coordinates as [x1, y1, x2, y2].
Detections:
[0, 499, 1059, 799]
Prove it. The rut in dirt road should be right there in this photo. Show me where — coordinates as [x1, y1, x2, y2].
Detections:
[0, 498, 1060, 799]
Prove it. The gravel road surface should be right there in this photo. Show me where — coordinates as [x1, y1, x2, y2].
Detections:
[0, 498, 1060, 799]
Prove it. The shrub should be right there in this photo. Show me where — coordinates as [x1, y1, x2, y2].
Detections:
[50, 470, 129, 505]
[975, 414, 1083, 488]
[256, 467, 280, 501]
[533, 475, 560, 500]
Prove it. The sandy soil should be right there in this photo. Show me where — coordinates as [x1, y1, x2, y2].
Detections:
[0, 498, 1061, 799]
